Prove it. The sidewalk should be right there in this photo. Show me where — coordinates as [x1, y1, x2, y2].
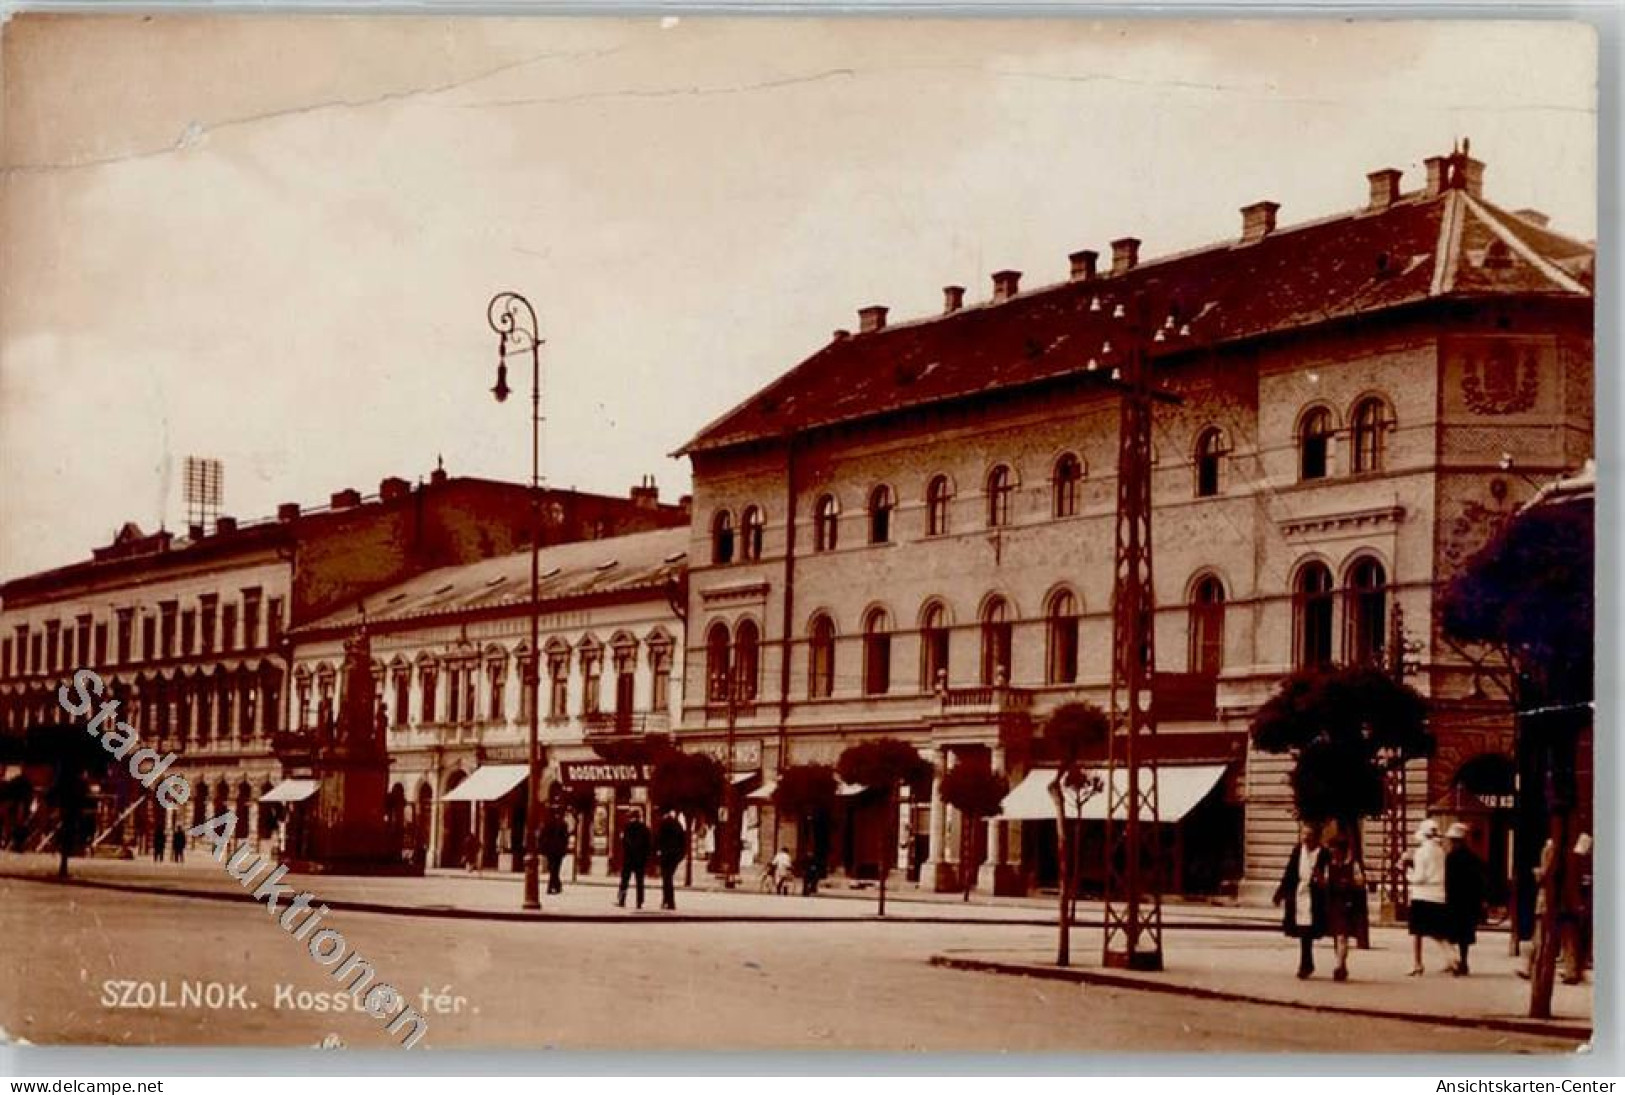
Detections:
[931, 924, 1593, 1042]
[0, 849, 1280, 927]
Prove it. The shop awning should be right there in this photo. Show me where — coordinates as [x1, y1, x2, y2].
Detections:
[442, 765, 530, 803]
[260, 779, 319, 804]
[1000, 765, 1227, 822]
[747, 779, 777, 803]
[837, 781, 868, 797]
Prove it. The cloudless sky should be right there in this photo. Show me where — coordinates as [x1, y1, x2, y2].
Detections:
[0, 15, 1596, 580]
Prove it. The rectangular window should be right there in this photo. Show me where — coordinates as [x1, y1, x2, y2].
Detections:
[199, 596, 218, 655]
[651, 651, 671, 712]
[1, 638, 11, 680]
[242, 589, 261, 650]
[488, 666, 505, 721]
[582, 652, 602, 715]
[221, 604, 238, 653]
[160, 602, 177, 659]
[267, 598, 284, 648]
[115, 612, 133, 664]
[141, 616, 156, 662]
[420, 669, 437, 724]
[94, 622, 108, 666]
[45, 621, 60, 674]
[394, 674, 410, 728]
[180, 610, 195, 656]
[548, 658, 569, 719]
[14, 627, 27, 675]
[76, 615, 91, 665]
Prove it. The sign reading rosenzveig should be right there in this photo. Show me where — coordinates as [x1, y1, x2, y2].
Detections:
[559, 761, 653, 786]
[57, 669, 431, 1049]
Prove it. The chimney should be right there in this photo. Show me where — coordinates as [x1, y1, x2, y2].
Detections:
[678, 494, 693, 519]
[1366, 168, 1402, 212]
[857, 305, 888, 334]
[1513, 208, 1550, 228]
[942, 285, 965, 314]
[630, 475, 659, 509]
[379, 476, 411, 502]
[832, 328, 851, 342]
[990, 270, 1022, 303]
[1110, 237, 1140, 275]
[188, 523, 205, 540]
[429, 465, 448, 486]
[214, 516, 237, 535]
[330, 488, 361, 509]
[1069, 250, 1098, 282]
[1425, 155, 1449, 197]
[1239, 201, 1279, 244]
[1461, 156, 1485, 198]
[277, 502, 301, 522]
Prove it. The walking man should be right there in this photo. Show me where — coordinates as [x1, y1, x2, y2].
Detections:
[617, 808, 651, 909]
[541, 810, 571, 896]
[170, 826, 185, 864]
[656, 808, 687, 911]
[152, 824, 166, 863]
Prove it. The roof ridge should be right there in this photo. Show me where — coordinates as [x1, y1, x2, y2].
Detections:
[1461, 192, 1590, 295]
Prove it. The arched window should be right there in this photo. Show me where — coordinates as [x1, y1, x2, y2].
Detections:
[980, 597, 1014, 686]
[926, 475, 952, 537]
[814, 494, 840, 552]
[868, 485, 894, 545]
[920, 602, 950, 691]
[1052, 453, 1083, 518]
[1351, 398, 1391, 474]
[862, 608, 892, 696]
[1345, 558, 1388, 666]
[1189, 575, 1226, 676]
[986, 465, 1014, 527]
[711, 510, 735, 565]
[1294, 562, 1335, 668]
[1299, 408, 1333, 482]
[1195, 427, 1227, 498]
[808, 614, 836, 699]
[740, 505, 765, 561]
[733, 619, 760, 701]
[1045, 590, 1080, 684]
[705, 620, 731, 702]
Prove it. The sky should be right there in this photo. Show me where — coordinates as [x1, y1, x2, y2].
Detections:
[0, 15, 1597, 581]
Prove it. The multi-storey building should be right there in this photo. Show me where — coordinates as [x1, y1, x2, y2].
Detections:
[673, 146, 1594, 896]
[0, 466, 687, 854]
[284, 525, 689, 872]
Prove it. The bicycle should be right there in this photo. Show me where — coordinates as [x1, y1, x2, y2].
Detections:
[758, 865, 793, 894]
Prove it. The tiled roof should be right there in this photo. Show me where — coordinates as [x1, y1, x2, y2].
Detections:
[679, 183, 1593, 456]
[295, 526, 688, 636]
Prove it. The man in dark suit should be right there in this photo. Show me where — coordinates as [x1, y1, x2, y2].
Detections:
[617, 809, 651, 909]
[655, 809, 687, 911]
[1273, 822, 1330, 979]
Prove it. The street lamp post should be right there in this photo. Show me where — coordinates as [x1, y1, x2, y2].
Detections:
[487, 290, 545, 912]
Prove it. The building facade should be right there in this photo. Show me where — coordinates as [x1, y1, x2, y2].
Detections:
[285, 526, 689, 873]
[673, 147, 1595, 896]
[0, 467, 687, 855]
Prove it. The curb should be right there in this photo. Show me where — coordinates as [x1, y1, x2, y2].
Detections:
[928, 954, 1592, 1042]
[3, 871, 1281, 931]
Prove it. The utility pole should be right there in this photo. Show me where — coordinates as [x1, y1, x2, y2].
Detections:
[1381, 602, 1410, 924]
[715, 667, 741, 889]
[1099, 293, 1185, 972]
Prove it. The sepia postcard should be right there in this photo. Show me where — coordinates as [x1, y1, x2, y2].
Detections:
[0, 13, 1599, 1055]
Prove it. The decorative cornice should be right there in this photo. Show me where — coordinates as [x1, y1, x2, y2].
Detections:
[1278, 504, 1405, 538]
[698, 580, 771, 606]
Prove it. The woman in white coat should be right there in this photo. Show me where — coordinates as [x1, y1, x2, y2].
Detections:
[1404, 818, 1451, 975]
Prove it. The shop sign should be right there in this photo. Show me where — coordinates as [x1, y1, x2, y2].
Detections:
[560, 761, 652, 786]
[694, 739, 762, 772]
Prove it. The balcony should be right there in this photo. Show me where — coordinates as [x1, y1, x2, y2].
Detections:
[935, 685, 1035, 750]
[582, 710, 672, 738]
[940, 685, 1034, 715]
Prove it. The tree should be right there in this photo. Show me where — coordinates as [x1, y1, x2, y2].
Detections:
[939, 757, 1009, 901]
[561, 782, 598, 879]
[771, 763, 838, 875]
[1249, 666, 1431, 839]
[650, 748, 727, 887]
[836, 738, 932, 917]
[1441, 486, 1593, 1020]
[1041, 702, 1109, 966]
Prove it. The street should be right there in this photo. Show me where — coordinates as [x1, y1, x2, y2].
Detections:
[0, 876, 1577, 1054]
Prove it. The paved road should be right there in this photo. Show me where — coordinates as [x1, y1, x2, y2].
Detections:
[0, 877, 1573, 1054]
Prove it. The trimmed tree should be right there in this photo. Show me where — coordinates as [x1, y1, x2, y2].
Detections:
[771, 763, 839, 879]
[650, 748, 727, 887]
[836, 738, 932, 917]
[939, 757, 1009, 901]
[1250, 666, 1432, 841]
[1041, 702, 1109, 966]
[1441, 487, 1592, 1020]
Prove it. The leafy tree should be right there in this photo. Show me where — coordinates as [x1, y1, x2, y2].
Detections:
[1441, 487, 1593, 1020]
[650, 748, 727, 887]
[1249, 666, 1431, 838]
[837, 738, 932, 916]
[939, 757, 1009, 901]
[1040, 702, 1109, 966]
[771, 763, 838, 874]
